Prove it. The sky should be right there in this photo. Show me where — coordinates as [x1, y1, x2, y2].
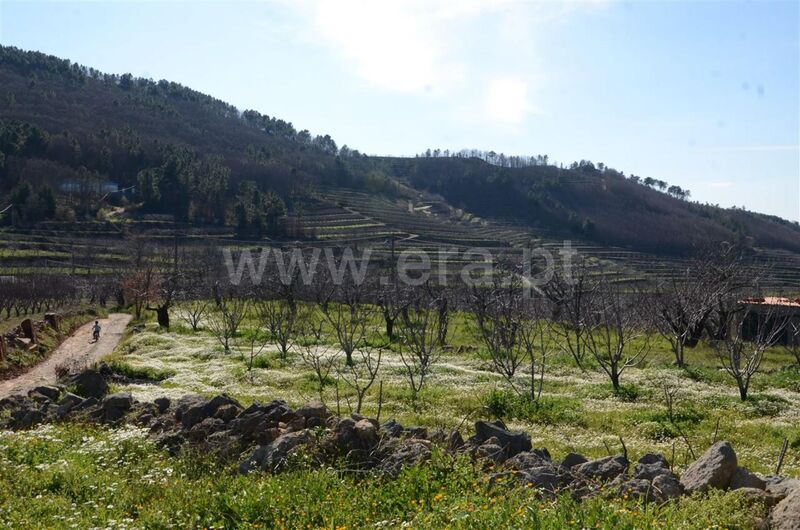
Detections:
[1, 0, 798, 221]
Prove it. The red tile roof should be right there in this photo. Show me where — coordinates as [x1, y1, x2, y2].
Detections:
[740, 297, 800, 308]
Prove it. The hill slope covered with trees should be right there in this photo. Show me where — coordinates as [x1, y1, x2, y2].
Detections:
[0, 45, 798, 255]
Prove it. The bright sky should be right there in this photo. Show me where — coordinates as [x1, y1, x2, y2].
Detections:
[1, 0, 798, 221]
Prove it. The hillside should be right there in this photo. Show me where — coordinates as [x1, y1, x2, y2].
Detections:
[0, 45, 798, 266]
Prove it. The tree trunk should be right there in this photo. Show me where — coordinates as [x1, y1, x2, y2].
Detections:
[385, 314, 395, 341]
[156, 306, 170, 329]
[610, 368, 620, 392]
[738, 383, 748, 401]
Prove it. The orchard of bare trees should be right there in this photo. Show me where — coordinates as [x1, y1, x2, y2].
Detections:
[3, 240, 797, 407]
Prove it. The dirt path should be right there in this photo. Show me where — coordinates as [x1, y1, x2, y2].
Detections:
[0, 313, 132, 398]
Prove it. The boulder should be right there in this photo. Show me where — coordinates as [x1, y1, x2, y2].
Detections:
[380, 439, 432, 478]
[181, 394, 241, 429]
[10, 406, 43, 429]
[634, 461, 672, 481]
[477, 441, 506, 464]
[561, 452, 588, 469]
[507, 451, 552, 471]
[239, 430, 314, 474]
[154, 397, 171, 414]
[70, 369, 108, 399]
[404, 426, 428, 439]
[446, 430, 464, 452]
[381, 419, 404, 437]
[20, 318, 36, 343]
[730, 467, 766, 491]
[770, 487, 800, 530]
[765, 476, 800, 501]
[474, 420, 531, 457]
[56, 392, 84, 417]
[519, 465, 573, 492]
[102, 392, 134, 422]
[44, 313, 61, 332]
[30, 386, 61, 402]
[638, 453, 670, 467]
[679, 441, 738, 493]
[296, 401, 329, 420]
[214, 404, 241, 423]
[652, 473, 683, 501]
[574, 456, 628, 482]
[354, 419, 378, 444]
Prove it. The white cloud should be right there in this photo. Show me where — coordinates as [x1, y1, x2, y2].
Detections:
[484, 77, 533, 124]
[309, 0, 478, 95]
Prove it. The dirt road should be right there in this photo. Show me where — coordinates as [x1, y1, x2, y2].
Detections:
[0, 313, 132, 398]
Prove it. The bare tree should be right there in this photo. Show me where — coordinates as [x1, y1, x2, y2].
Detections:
[649, 257, 728, 367]
[583, 285, 651, 392]
[297, 340, 340, 402]
[541, 259, 599, 369]
[786, 321, 800, 366]
[323, 280, 370, 366]
[338, 346, 382, 414]
[712, 302, 788, 401]
[176, 299, 210, 331]
[207, 294, 249, 353]
[471, 275, 552, 400]
[398, 287, 448, 402]
[236, 329, 269, 382]
[257, 298, 306, 362]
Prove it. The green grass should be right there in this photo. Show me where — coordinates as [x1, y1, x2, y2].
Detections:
[0, 423, 768, 529]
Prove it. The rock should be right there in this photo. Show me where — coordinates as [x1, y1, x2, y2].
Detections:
[69, 369, 108, 399]
[44, 313, 61, 332]
[638, 453, 670, 467]
[240, 430, 314, 474]
[404, 426, 428, 439]
[616, 478, 654, 501]
[55, 392, 84, 417]
[214, 404, 241, 423]
[446, 430, 464, 452]
[734, 487, 780, 508]
[519, 466, 573, 492]
[574, 456, 628, 482]
[507, 451, 552, 471]
[380, 419, 404, 437]
[230, 410, 271, 441]
[187, 417, 226, 442]
[154, 397, 171, 414]
[103, 392, 134, 410]
[354, 419, 378, 443]
[730, 467, 766, 491]
[380, 440, 432, 478]
[634, 461, 672, 481]
[20, 318, 36, 343]
[296, 401, 329, 420]
[10, 407, 43, 429]
[770, 487, 800, 530]
[765, 477, 800, 501]
[182, 394, 241, 429]
[651, 473, 683, 501]
[679, 441, 737, 493]
[474, 420, 531, 457]
[477, 442, 506, 464]
[102, 392, 134, 422]
[30, 386, 61, 402]
[561, 453, 588, 469]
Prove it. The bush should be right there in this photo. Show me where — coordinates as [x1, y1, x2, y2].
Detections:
[483, 390, 585, 426]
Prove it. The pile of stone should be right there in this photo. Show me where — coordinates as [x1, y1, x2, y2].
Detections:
[0, 314, 62, 359]
[0, 366, 797, 529]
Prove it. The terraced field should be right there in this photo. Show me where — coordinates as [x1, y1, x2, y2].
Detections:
[2, 188, 799, 289]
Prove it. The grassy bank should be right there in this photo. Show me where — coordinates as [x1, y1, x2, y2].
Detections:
[0, 423, 764, 529]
